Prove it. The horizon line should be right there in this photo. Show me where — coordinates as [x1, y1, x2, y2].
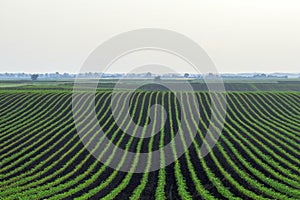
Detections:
[0, 72, 299, 74]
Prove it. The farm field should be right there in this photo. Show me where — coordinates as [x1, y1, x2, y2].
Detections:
[0, 81, 299, 199]
[0, 79, 300, 92]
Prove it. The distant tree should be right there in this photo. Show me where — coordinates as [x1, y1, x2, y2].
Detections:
[154, 76, 161, 82]
[184, 73, 189, 78]
[146, 72, 152, 78]
[31, 74, 39, 81]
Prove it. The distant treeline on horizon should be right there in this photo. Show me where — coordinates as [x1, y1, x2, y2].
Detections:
[0, 72, 299, 79]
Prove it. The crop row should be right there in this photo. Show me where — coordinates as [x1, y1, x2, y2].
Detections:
[0, 91, 299, 199]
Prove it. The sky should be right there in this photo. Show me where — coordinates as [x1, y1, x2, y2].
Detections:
[0, 0, 299, 74]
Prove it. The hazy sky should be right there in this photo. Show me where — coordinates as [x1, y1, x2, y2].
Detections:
[0, 0, 299, 73]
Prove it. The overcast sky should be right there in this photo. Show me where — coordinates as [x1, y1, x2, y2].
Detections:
[0, 0, 299, 73]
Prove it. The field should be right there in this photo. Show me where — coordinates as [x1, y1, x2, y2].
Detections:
[0, 80, 299, 199]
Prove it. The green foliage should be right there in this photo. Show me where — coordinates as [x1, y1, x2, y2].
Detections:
[0, 90, 299, 199]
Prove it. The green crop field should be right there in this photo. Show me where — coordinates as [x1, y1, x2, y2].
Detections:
[0, 80, 299, 199]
